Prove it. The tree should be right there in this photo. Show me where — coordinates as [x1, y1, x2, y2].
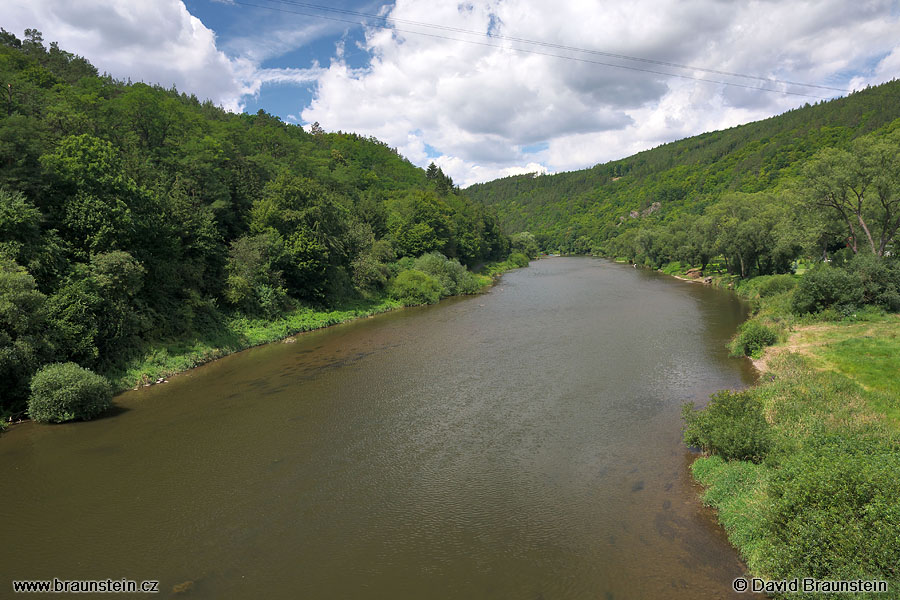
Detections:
[224, 232, 289, 317]
[0, 258, 52, 415]
[801, 135, 900, 257]
[41, 134, 140, 257]
[46, 252, 147, 368]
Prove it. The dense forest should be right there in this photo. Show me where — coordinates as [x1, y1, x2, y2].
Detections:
[0, 29, 519, 422]
[467, 80, 900, 273]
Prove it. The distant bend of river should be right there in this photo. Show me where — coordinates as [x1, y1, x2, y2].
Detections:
[1, 257, 760, 599]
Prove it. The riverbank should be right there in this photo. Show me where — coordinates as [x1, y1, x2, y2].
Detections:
[0, 256, 756, 599]
[0, 260, 528, 432]
[101, 258, 528, 396]
[681, 272, 900, 598]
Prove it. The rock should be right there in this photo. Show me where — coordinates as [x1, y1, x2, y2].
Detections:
[641, 201, 662, 217]
[685, 268, 703, 279]
[283, 337, 297, 344]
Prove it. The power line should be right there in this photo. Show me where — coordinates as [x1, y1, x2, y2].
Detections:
[230, 0, 836, 99]
[263, 0, 848, 94]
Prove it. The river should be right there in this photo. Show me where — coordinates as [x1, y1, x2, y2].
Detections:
[1, 257, 758, 598]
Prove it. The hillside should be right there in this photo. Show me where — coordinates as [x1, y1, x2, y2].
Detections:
[467, 80, 900, 255]
[0, 29, 512, 420]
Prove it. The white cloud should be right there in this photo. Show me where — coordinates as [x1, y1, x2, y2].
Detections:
[3, 0, 258, 110]
[5, 0, 899, 186]
[299, 0, 900, 185]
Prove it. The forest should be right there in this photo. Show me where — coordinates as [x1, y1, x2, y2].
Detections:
[467, 79, 900, 275]
[0, 30, 523, 423]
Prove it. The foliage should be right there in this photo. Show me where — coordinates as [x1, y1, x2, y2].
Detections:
[756, 274, 797, 298]
[766, 431, 900, 583]
[509, 231, 539, 258]
[0, 31, 515, 416]
[468, 82, 900, 275]
[730, 320, 778, 357]
[412, 252, 482, 296]
[507, 252, 530, 268]
[690, 288, 900, 597]
[389, 269, 442, 306]
[682, 390, 771, 462]
[27, 362, 112, 423]
[791, 263, 865, 315]
[800, 135, 900, 257]
[0, 257, 52, 414]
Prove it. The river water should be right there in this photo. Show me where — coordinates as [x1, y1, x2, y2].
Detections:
[2, 257, 758, 599]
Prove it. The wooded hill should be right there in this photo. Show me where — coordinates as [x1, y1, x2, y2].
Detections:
[467, 80, 900, 265]
[0, 29, 512, 420]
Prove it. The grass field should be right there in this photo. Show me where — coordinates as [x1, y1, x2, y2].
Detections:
[769, 316, 900, 425]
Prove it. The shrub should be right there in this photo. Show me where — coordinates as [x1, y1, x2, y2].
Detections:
[412, 252, 481, 296]
[28, 362, 113, 423]
[766, 432, 900, 581]
[730, 320, 778, 357]
[389, 269, 442, 306]
[849, 253, 900, 312]
[757, 274, 797, 298]
[791, 264, 862, 315]
[508, 252, 530, 268]
[682, 390, 771, 462]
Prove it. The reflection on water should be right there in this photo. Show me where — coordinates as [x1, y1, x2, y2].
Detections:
[1, 258, 760, 599]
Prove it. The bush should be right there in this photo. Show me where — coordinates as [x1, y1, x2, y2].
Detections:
[757, 274, 797, 298]
[508, 252, 530, 268]
[849, 253, 900, 312]
[791, 264, 862, 315]
[412, 252, 481, 296]
[731, 320, 778, 357]
[682, 390, 771, 462]
[28, 362, 113, 423]
[766, 432, 900, 582]
[389, 269, 442, 306]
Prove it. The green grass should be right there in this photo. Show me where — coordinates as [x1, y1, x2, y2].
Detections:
[105, 258, 526, 393]
[810, 326, 900, 424]
[690, 352, 900, 597]
[771, 315, 900, 426]
[691, 456, 773, 576]
[104, 296, 401, 392]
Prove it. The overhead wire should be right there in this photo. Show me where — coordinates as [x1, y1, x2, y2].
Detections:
[230, 0, 841, 99]
[262, 0, 848, 94]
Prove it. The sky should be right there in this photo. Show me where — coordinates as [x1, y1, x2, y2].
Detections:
[4, 0, 900, 186]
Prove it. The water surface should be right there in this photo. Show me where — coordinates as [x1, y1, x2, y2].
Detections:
[2, 257, 758, 598]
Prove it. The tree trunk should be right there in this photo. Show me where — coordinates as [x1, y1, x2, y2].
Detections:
[856, 213, 878, 255]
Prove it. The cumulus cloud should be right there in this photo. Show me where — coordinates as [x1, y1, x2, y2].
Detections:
[5, 0, 899, 185]
[299, 0, 900, 185]
[4, 0, 254, 110]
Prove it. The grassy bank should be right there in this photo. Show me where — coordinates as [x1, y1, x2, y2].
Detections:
[680, 266, 900, 598]
[102, 296, 402, 392]
[102, 257, 529, 395]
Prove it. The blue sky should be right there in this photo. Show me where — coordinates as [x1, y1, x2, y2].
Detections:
[5, 0, 900, 185]
[182, 1, 378, 119]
